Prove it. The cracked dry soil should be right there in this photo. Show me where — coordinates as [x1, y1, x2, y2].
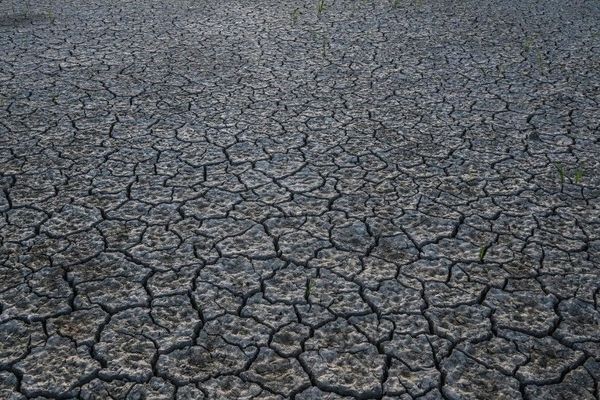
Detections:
[1, 0, 600, 399]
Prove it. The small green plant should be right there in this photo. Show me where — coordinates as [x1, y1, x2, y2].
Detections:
[391, 0, 402, 8]
[574, 168, 584, 184]
[306, 278, 314, 298]
[317, 0, 326, 15]
[321, 37, 329, 57]
[479, 245, 488, 263]
[291, 8, 302, 24]
[536, 49, 545, 72]
[555, 163, 565, 184]
[522, 35, 536, 53]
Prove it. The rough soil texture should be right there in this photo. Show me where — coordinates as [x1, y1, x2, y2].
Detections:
[1, 0, 599, 399]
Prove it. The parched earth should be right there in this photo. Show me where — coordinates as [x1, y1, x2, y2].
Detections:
[1, 0, 599, 398]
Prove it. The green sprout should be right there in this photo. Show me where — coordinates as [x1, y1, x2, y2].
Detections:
[322, 37, 329, 57]
[291, 7, 302, 24]
[479, 245, 488, 263]
[536, 49, 545, 72]
[523, 35, 536, 53]
[574, 168, 584, 184]
[306, 278, 314, 298]
[317, 0, 326, 15]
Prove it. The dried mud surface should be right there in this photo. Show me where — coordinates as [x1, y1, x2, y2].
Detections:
[1, 0, 599, 399]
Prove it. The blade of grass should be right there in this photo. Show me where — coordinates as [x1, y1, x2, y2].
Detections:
[574, 168, 584, 184]
[479, 245, 488, 263]
[317, 0, 326, 15]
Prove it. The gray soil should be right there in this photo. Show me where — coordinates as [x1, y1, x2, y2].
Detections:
[1, 0, 599, 399]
